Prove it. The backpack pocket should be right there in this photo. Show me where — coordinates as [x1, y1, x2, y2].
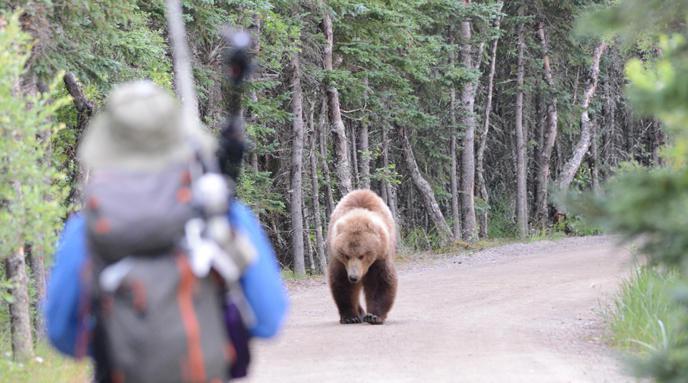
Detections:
[100, 254, 229, 383]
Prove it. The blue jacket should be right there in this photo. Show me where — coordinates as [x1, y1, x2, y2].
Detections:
[45, 201, 288, 357]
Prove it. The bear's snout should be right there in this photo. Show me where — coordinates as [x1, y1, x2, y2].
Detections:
[348, 274, 360, 284]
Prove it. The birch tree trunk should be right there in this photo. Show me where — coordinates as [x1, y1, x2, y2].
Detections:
[515, 22, 529, 238]
[63, 72, 93, 208]
[381, 125, 391, 204]
[653, 120, 664, 166]
[27, 248, 47, 341]
[6, 245, 34, 361]
[476, 15, 501, 239]
[591, 121, 601, 195]
[165, 0, 200, 128]
[309, 127, 328, 272]
[459, 4, 478, 241]
[359, 122, 370, 189]
[557, 42, 608, 192]
[381, 124, 399, 223]
[450, 133, 461, 240]
[400, 126, 453, 243]
[289, 52, 306, 277]
[318, 96, 335, 217]
[303, 203, 314, 272]
[602, 78, 615, 169]
[350, 124, 359, 187]
[322, 11, 352, 195]
[572, 68, 580, 106]
[534, 22, 559, 228]
[248, 14, 262, 172]
[359, 78, 371, 189]
[449, 32, 461, 240]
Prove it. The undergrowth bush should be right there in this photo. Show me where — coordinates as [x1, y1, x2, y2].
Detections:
[486, 196, 518, 239]
[402, 226, 442, 252]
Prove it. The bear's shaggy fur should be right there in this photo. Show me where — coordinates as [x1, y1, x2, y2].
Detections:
[326, 189, 397, 325]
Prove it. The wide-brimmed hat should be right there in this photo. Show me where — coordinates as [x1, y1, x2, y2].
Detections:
[78, 80, 216, 171]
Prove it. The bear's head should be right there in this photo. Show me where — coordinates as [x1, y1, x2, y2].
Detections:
[331, 210, 388, 284]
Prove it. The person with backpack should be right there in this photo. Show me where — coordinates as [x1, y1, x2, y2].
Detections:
[44, 80, 288, 383]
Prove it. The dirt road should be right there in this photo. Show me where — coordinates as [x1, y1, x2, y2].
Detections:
[246, 236, 637, 383]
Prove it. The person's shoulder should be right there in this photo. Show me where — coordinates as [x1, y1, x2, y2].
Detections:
[60, 212, 86, 241]
[229, 200, 255, 218]
[64, 211, 85, 227]
[228, 200, 260, 229]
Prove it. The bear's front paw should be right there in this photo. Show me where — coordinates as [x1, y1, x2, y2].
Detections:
[363, 313, 384, 325]
[340, 315, 363, 324]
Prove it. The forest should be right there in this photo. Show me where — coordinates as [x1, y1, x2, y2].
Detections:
[1, 0, 683, 380]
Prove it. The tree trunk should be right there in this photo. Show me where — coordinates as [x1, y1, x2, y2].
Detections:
[303, 202, 314, 273]
[63, 72, 94, 208]
[381, 124, 399, 223]
[248, 14, 262, 172]
[289, 52, 306, 277]
[557, 42, 608, 192]
[350, 123, 359, 187]
[5, 245, 34, 361]
[380, 178, 388, 205]
[321, 11, 352, 195]
[572, 68, 580, 106]
[515, 22, 529, 238]
[309, 126, 328, 272]
[602, 77, 615, 170]
[399, 126, 453, 243]
[317, 96, 335, 217]
[359, 122, 370, 189]
[652, 120, 664, 166]
[476, 15, 501, 239]
[165, 0, 200, 128]
[381, 125, 391, 205]
[27, 247, 47, 341]
[534, 23, 559, 228]
[388, 184, 400, 231]
[591, 120, 600, 194]
[450, 134, 461, 240]
[459, 6, 478, 241]
[360, 78, 371, 189]
[449, 32, 462, 240]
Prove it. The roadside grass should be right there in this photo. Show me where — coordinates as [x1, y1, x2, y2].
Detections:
[527, 229, 567, 242]
[280, 269, 311, 280]
[607, 266, 686, 355]
[0, 342, 91, 383]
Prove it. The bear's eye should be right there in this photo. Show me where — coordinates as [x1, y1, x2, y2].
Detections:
[344, 254, 351, 260]
[358, 255, 364, 260]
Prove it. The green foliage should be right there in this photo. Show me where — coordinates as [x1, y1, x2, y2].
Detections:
[579, 165, 688, 268]
[0, 12, 69, 262]
[236, 169, 286, 217]
[0, 279, 14, 305]
[576, 0, 688, 47]
[371, 163, 401, 186]
[25, 0, 172, 94]
[486, 195, 517, 239]
[575, 1, 688, 381]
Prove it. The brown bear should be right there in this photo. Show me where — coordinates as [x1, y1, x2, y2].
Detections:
[326, 189, 397, 325]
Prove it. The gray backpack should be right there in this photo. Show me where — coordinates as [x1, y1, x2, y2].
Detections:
[84, 163, 233, 383]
